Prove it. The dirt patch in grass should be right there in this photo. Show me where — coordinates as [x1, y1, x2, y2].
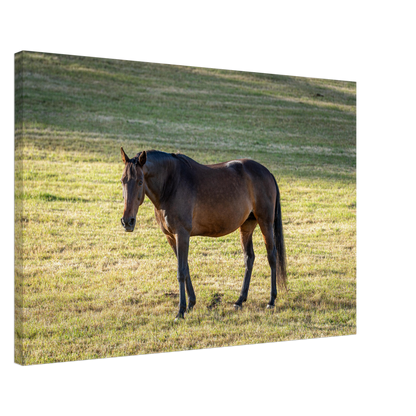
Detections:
[207, 293, 223, 309]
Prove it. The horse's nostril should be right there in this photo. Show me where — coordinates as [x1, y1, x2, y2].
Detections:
[121, 217, 135, 229]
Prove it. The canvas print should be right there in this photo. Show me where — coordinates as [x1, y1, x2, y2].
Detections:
[15, 52, 356, 365]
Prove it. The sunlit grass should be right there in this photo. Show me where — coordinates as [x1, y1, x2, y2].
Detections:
[15, 52, 355, 365]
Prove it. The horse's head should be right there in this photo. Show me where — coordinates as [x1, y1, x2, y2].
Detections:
[120, 147, 147, 232]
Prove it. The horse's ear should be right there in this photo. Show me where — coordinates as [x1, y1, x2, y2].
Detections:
[121, 147, 130, 164]
[138, 151, 147, 167]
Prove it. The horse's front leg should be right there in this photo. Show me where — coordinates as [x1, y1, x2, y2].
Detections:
[165, 234, 196, 312]
[175, 229, 190, 320]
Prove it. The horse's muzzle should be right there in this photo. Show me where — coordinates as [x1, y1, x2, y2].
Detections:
[121, 217, 135, 232]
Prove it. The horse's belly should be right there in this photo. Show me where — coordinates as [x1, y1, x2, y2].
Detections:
[190, 203, 251, 237]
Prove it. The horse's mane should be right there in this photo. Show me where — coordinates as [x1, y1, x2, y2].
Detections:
[125, 151, 193, 183]
[171, 152, 193, 169]
[133, 150, 194, 169]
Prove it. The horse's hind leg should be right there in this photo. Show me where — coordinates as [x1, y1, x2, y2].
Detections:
[165, 234, 196, 312]
[257, 220, 277, 308]
[234, 216, 257, 309]
[185, 266, 196, 312]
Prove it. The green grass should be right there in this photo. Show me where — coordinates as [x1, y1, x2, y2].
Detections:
[15, 51, 356, 365]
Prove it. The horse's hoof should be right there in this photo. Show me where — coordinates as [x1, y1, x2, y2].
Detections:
[266, 304, 275, 309]
[234, 304, 242, 310]
[174, 313, 185, 321]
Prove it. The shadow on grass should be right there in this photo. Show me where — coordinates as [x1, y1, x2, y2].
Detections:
[16, 191, 89, 203]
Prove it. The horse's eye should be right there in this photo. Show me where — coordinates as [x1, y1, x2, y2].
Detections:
[138, 180, 143, 186]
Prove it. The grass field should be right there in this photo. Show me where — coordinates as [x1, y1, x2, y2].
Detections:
[15, 51, 356, 365]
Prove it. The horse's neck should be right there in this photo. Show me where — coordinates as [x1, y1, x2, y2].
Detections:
[144, 154, 175, 210]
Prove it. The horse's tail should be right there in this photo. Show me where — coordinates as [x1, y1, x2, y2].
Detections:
[273, 176, 287, 291]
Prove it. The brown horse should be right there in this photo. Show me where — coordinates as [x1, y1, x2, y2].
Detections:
[120, 148, 287, 319]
